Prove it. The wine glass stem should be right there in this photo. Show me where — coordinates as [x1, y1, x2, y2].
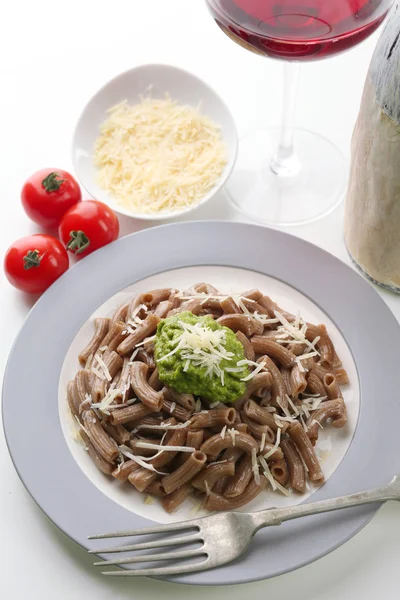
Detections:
[270, 62, 301, 177]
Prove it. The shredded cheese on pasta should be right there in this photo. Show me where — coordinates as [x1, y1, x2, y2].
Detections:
[93, 98, 228, 215]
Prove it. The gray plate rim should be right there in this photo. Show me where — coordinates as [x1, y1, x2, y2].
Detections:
[3, 220, 400, 585]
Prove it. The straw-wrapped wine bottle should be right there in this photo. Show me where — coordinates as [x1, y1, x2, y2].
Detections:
[344, 3, 400, 292]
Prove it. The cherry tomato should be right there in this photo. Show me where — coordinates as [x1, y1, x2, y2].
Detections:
[21, 168, 82, 228]
[58, 200, 119, 260]
[4, 234, 69, 294]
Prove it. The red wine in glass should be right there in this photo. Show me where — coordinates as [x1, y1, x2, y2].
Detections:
[206, 0, 392, 61]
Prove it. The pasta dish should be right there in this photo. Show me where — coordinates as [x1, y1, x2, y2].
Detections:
[67, 284, 348, 513]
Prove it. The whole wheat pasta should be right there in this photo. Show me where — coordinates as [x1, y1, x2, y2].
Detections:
[110, 303, 128, 327]
[109, 403, 153, 426]
[69, 284, 349, 513]
[235, 330, 256, 361]
[79, 318, 109, 366]
[288, 422, 324, 482]
[310, 363, 349, 386]
[306, 398, 347, 445]
[67, 381, 78, 417]
[200, 430, 259, 460]
[128, 468, 158, 492]
[130, 362, 164, 411]
[306, 370, 326, 396]
[146, 480, 167, 497]
[79, 430, 114, 475]
[72, 370, 89, 415]
[190, 407, 236, 429]
[148, 367, 163, 391]
[82, 410, 119, 463]
[281, 438, 306, 493]
[136, 349, 156, 371]
[162, 451, 207, 494]
[232, 422, 249, 433]
[250, 337, 296, 367]
[162, 483, 193, 512]
[204, 475, 268, 511]
[102, 350, 123, 379]
[240, 413, 275, 442]
[243, 399, 279, 431]
[102, 421, 131, 445]
[290, 364, 308, 397]
[257, 355, 287, 409]
[127, 293, 154, 320]
[270, 458, 289, 486]
[241, 289, 263, 302]
[213, 446, 244, 493]
[162, 398, 192, 422]
[221, 296, 239, 314]
[192, 460, 235, 492]
[323, 373, 342, 399]
[118, 314, 160, 355]
[146, 289, 173, 307]
[112, 460, 140, 482]
[306, 324, 335, 367]
[151, 428, 188, 468]
[154, 300, 174, 318]
[168, 298, 203, 316]
[164, 387, 196, 412]
[217, 314, 263, 336]
[223, 455, 253, 498]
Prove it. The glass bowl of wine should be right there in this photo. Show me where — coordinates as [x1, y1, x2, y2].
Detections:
[206, 0, 394, 225]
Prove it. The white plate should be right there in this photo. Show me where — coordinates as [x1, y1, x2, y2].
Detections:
[3, 221, 400, 585]
[72, 64, 238, 221]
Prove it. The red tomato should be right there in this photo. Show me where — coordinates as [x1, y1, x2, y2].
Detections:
[21, 168, 82, 228]
[4, 234, 69, 294]
[59, 200, 119, 260]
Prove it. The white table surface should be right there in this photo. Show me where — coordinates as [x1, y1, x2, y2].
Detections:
[1, 0, 400, 598]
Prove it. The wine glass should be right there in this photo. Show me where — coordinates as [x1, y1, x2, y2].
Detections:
[206, 0, 394, 226]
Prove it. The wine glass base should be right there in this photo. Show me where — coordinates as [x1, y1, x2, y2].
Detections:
[226, 127, 348, 226]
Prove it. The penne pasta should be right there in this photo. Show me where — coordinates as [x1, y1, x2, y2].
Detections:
[191, 460, 235, 492]
[112, 460, 140, 482]
[288, 422, 324, 482]
[117, 314, 160, 355]
[203, 475, 268, 511]
[164, 386, 196, 412]
[323, 373, 342, 399]
[79, 318, 109, 366]
[200, 430, 259, 460]
[109, 403, 153, 426]
[290, 364, 308, 397]
[235, 330, 256, 361]
[82, 409, 119, 463]
[130, 362, 164, 411]
[281, 438, 306, 493]
[223, 454, 253, 498]
[306, 398, 347, 445]
[217, 314, 263, 336]
[269, 458, 289, 487]
[251, 337, 296, 367]
[189, 407, 236, 429]
[68, 284, 349, 513]
[79, 430, 114, 475]
[162, 483, 193, 512]
[162, 451, 207, 494]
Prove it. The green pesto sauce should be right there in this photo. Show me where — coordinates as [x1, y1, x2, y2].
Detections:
[154, 311, 249, 403]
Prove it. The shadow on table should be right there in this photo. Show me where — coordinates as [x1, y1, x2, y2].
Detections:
[32, 495, 396, 600]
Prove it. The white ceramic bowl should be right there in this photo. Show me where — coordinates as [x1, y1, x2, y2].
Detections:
[72, 64, 238, 221]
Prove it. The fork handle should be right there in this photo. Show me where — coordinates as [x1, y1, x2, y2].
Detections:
[252, 474, 400, 530]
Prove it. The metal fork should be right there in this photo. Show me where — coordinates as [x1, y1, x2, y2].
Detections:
[89, 474, 400, 577]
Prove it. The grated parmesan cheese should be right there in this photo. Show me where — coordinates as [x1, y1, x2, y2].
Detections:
[94, 98, 228, 215]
